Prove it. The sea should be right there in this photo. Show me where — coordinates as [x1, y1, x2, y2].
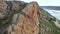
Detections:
[40, 6, 60, 20]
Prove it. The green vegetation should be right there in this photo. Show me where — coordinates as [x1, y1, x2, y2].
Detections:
[39, 8, 60, 34]
[40, 18, 60, 34]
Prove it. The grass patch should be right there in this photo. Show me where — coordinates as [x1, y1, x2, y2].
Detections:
[39, 18, 60, 34]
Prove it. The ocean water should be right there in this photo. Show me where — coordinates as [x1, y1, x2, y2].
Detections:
[44, 9, 60, 20]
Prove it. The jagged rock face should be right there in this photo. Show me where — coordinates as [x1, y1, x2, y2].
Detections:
[5, 1, 27, 11]
[0, 0, 8, 19]
[0, 0, 8, 11]
[7, 2, 40, 34]
[12, 1, 27, 11]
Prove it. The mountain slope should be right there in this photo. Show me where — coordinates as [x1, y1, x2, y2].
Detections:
[0, 1, 60, 34]
[39, 8, 60, 34]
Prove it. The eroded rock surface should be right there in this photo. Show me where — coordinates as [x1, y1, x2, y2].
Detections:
[0, 0, 8, 19]
[7, 2, 40, 34]
[0, 1, 59, 34]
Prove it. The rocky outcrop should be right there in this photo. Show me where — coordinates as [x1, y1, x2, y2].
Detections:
[0, 1, 60, 34]
[0, 1, 28, 34]
[6, 2, 40, 34]
[0, 0, 8, 19]
[5, 1, 27, 11]
[0, 0, 8, 11]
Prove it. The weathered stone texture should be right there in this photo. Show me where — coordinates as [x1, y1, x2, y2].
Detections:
[7, 2, 40, 34]
[0, 0, 8, 11]
[0, 0, 8, 19]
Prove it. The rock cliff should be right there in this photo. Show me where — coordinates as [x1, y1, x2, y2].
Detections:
[0, 0, 8, 19]
[6, 2, 40, 34]
[0, 1, 60, 34]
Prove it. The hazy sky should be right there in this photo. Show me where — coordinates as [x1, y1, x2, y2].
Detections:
[20, 0, 60, 6]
